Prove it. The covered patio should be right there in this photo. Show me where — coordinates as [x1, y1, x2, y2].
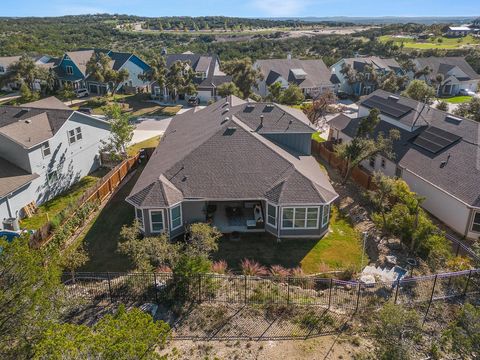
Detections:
[206, 201, 265, 233]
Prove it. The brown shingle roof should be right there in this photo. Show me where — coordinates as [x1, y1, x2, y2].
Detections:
[0, 157, 38, 199]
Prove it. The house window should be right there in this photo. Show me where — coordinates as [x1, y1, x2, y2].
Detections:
[369, 156, 376, 168]
[68, 127, 82, 144]
[0, 66, 5, 73]
[381, 157, 386, 168]
[472, 211, 480, 233]
[150, 210, 165, 233]
[136, 208, 144, 230]
[41, 141, 51, 157]
[170, 204, 182, 230]
[66, 66, 73, 75]
[281, 207, 319, 229]
[322, 204, 330, 227]
[267, 203, 277, 227]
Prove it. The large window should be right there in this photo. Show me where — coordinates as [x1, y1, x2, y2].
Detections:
[41, 141, 51, 158]
[472, 211, 480, 233]
[281, 207, 319, 229]
[170, 204, 182, 230]
[322, 204, 331, 227]
[136, 208, 144, 230]
[267, 203, 277, 227]
[150, 210, 164, 233]
[68, 127, 82, 144]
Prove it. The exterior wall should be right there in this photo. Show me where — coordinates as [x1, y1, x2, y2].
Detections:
[0, 135, 32, 172]
[58, 56, 85, 82]
[28, 112, 110, 204]
[119, 58, 151, 89]
[263, 133, 312, 155]
[0, 182, 35, 224]
[401, 169, 472, 237]
[360, 155, 397, 178]
[197, 90, 213, 103]
[277, 204, 330, 238]
[182, 201, 206, 224]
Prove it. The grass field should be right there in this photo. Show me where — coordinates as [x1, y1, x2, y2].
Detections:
[20, 169, 109, 230]
[127, 136, 161, 156]
[214, 206, 365, 274]
[312, 131, 326, 143]
[378, 35, 480, 49]
[440, 95, 473, 104]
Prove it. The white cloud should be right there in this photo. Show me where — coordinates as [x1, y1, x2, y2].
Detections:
[250, 0, 312, 17]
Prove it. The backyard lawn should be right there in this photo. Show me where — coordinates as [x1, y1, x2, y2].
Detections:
[440, 95, 473, 104]
[378, 35, 480, 49]
[213, 206, 366, 274]
[127, 135, 161, 156]
[312, 131, 326, 143]
[20, 168, 109, 230]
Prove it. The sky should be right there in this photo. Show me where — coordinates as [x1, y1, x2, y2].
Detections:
[1, 0, 479, 18]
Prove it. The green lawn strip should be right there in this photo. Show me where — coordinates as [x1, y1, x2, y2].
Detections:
[78, 165, 145, 272]
[20, 171, 108, 230]
[440, 96, 473, 104]
[378, 35, 480, 49]
[312, 131, 326, 143]
[213, 206, 365, 274]
[127, 135, 161, 156]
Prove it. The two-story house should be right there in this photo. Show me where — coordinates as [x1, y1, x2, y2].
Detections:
[150, 53, 232, 103]
[328, 90, 480, 240]
[331, 56, 403, 96]
[0, 97, 111, 229]
[254, 57, 338, 98]
[411, 57, 480, 96]
[54, 49, 151, 94]
[126, 96, 338, 239]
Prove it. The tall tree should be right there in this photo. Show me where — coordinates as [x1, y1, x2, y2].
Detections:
[139, 56, 168, 97]
[303, 90, 337, 126]
[367, 172, 397, 230]
[216, 81, 242, 98]
[454, 97, 480, 122]
[278, 83, 305, 105]
[3, 55, 40, 91]
[222, 58, 263, 99]
[0, 236, 63, 359]
[86, 53, 129, 96]
[102, 104, 134, 159]
[401, 79, 436, 104]
[165, 60, 197, 102]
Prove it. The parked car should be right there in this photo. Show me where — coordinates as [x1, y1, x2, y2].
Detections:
[459, 89, 476, 96]
[75, 88, 89, 98]
[187, 96, 199, 106]
[336, 90, 349, 100]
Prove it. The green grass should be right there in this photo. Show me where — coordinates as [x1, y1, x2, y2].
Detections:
[127, 135, 161, 156]
[440, 95, 473, 104]
[213, 206, 366, 274]
[20, 170, 109, 230]
[78, 165, 146, 272]
[312, 131, 326, 143]
[378, 35, 480, 49]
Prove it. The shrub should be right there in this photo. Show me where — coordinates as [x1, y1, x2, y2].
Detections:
[211, 260, 229, 275]
[291, 267, 305, 278]
[241, 259, 268, 276]
[269, 265, 290, 280]
[436, 101, 449, 112]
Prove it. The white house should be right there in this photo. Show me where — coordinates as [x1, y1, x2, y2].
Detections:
[254, 58, 338, 98]
[0, 97, 111, 229]
[328, 90, 480, 240]
[411, 57, 480, 96]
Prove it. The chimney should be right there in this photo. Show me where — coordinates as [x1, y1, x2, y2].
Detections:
[260, 114, 264, 126]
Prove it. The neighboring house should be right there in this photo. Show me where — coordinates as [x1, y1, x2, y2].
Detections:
[0, 97, 110, 229]
[445, 25, 473, 37]
[411, 57, 480, 96]
[331, 56, 403, 96]
[254, 57, 338, 98]
[328, 89, 480, 240]
[54, 49, 151, 94]
[151, 53, 232, 103]
[126, 96, 338, 239]
[0, 55, 58, 91]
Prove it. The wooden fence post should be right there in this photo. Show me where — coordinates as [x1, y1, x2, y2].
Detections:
[106, 272, 113, 303]
[328, 278, 333, 310]
[423, 275, 438, 326]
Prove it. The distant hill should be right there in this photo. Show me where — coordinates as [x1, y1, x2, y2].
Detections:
[271, 16, 479, 25]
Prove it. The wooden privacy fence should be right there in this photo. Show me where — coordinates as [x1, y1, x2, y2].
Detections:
[311, 140, 374, 190]
[31, 154, 140, 247]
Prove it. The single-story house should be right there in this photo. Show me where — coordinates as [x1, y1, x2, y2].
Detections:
[328, 89, 480, 240]
[411, 57, 480, 96]
[331, 56, 404, 96]
[254, 57, 338, 98]
[445, 26, 473, 37]
[151, 53, 232, 103]
[0, 97, 111, 230]
[126, 96, 338, 239]
[54, 49, 151, 94]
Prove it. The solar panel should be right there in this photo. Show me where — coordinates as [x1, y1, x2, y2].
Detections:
[413, 126, 461, 154]
[362, 95, 413, 119]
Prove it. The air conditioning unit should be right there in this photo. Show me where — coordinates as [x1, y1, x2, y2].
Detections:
[3, 217, 20, 231]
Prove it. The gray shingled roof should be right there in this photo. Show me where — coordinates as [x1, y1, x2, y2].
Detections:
[127, 96, 337, 208]
[414, 57, 480, 82]
[256, 59, 334, 89]
[20, 96, 70, 110]
[331, 90, 480, 207]
[342, 56, 402, 73]
[0, 106, 73, 148]
[0, 157, 39, 199]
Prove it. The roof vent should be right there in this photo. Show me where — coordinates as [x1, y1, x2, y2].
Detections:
[388, 95, 399, 101]
[260, 114, 264, 126]
[25, 119, 32, 124]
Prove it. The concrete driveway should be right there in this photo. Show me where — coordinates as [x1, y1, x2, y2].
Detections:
[130, 108, 195, 145]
